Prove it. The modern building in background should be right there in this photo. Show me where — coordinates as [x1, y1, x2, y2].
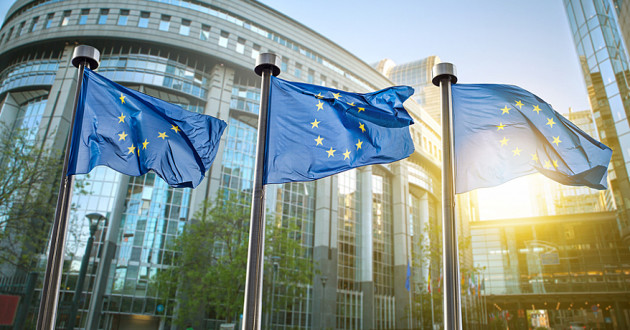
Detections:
[373, 57, 443, 122]
[471, 211, 630, 329]
[563, 0, 630, 245]
[0, 0, 446, 329]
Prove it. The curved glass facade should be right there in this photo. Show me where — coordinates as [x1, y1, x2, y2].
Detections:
[0, 0, 442, 329]
[564, 0, 630, 239]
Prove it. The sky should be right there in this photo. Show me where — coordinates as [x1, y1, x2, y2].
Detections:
[0, 0, 593, 219]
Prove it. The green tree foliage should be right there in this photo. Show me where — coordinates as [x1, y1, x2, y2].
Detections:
[155, 191, 313, 327]
[0, 125, 63, 275]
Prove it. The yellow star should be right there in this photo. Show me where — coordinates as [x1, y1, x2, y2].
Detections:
[332, 92, 340, 100]
[158, 132, 168, 139]
[326, 147, 336, 157]
[142, 139, 149, 149]
[546, 118, 556, 128]
[171, 125, 181, 133]
[119, 94, 126, 104]
[532, 105, 542, 114]
[117, 113, 126, 123]
[515, 100, 523, 109]
[359, 123, 366, 133]
[356, 139, 363, 150]
[512, 147, 522, 156]
[343, 149, 351, 159]
[358, 107, 365, 113]
[118, 131, 128, 141]
[496, 123, 506, 131]
[311, 119, 320, 128]
[501, 106, 510, 114]
[531, 153, 539, 162]
[347, 102, 355, 106]
[316, 92, 323, 99]
[553, 160, 559, 168]
[127, 145, 136, 154]
[552, 135, 562, 146]
[500, 137, 509, 146]
[316, 101, 324, 111]
[314, 135, 323, 146]
[544, 160, 552, 169]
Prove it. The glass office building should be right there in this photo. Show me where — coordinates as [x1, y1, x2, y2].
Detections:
[0, 0, 443, 328]
[471, 212, 630, 329]
[564, 0, 630, 244]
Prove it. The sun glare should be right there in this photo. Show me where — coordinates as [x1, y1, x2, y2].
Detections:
[476, 174, 544, 220]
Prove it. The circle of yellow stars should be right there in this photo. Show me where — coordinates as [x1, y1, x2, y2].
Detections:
[115, 93, 181, 158]
[309, 90, 366, 161]
[497, 99, 563, 170]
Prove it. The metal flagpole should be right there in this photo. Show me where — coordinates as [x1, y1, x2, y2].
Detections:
[242, 53, 281, 330]
[36, 45, 100, 330]
[431, 63, 461, 330]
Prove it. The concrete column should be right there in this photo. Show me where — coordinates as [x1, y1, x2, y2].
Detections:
[358, 167, 374, 329]
[188, 64, 234, 215]
[0, 92, 19, 129]
[39, 45, 82, 153]
[312, 175, 338, 329]
[86, 175, 130, 329]
[392, 162, 412, 329]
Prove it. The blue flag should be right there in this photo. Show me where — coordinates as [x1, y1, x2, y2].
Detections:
[452, 84, 612, 194]
[264, 76, 415, 184]
[67, 68, 227, 188]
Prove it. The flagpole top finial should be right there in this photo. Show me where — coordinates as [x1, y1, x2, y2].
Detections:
[72, 45, 100, 70]
[255, 53, 281, 77]
[432, 62, 457, 86]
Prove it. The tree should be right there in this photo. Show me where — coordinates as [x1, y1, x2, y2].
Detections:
[0, 125, 63, 276]
[155, 191, 313, 328]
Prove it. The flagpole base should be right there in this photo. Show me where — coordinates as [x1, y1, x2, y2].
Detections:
[72, 45, 100, 70]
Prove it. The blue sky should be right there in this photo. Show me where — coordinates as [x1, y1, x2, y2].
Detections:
[259, 0, 590, 114]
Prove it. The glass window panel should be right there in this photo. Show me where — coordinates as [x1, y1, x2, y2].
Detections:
[138, 12, 150, 28]
[159, 15, 170, 31]
[98, 9, 109, 25]
[117, 9, 129, 26]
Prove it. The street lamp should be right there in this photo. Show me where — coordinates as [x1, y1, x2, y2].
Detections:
[67, 213, 107, 330]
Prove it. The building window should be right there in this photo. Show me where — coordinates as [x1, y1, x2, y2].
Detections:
[251, 44, 260, 59]
[294, 63, 302, 78]
[281, 58, 288, 72]
[138, 11, 150, 28]
[117, 9, 129, 26]
[200, 24, 210, 40]
[218, 30, 228, 47]
[159, 15, 170, 31]
[5, 27, 13, 41]
[78, 9, 89, 25]
[45, 13, 54, 29]
[98, 9, 109, 25]
[236, 37, 245, 54]
[60, 10, 71, 26]
[307, 69, 314, 84]
[179, 19, 191, 36]
[320, 74, 326, 86]
[16, 21, 25, 37]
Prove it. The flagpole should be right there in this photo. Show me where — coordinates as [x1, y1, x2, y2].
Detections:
[36, 45, 100, 330]
[431, 63, 461, 330]
[242, 53, 280, 330]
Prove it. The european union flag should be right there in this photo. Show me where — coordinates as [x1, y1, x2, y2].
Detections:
[452, 84, 612, 194]
[67, 68, 227, 188]
[264, 77, 415, 184]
